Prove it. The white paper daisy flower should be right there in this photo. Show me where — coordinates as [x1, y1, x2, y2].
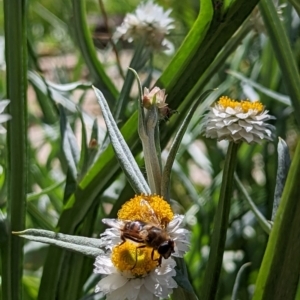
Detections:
[115, 1, 174, 51]
[0, 100, 11, 134]
[94, 194, 191, 300]
[204, 96, 275, 144]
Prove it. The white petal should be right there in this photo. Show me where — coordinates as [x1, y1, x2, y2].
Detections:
[217, 128, 231, 137]
[96, 273, 128, 294]
[250, 129, 265, 139]
[0, 100, 10, 113]
[227, 123, 242, 134]
[236, 112, 250, 119]
[0, 124, 7, 134]
[144, 274, 156, 293]
[238, 131, 254, 143]
[225, 107, 238, 115]
[223, 117, 238, 126]
[137, 285, 155, 300]
[246, 119, 263, 125]
[215, 121, 226, 128]
[94, 255, 116, 274]
[238, 120, 253, 132]
[167, 215, 183, 232]
[0, 114, 11, 123]
[212, 108, 228, 118]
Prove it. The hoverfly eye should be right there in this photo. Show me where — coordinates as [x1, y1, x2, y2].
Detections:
[158, 240, 174, 259]
[158, 243, 170, 255]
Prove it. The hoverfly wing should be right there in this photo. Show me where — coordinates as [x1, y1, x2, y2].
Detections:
[102, 218, 126, 230]
[140, 199, 160, 226]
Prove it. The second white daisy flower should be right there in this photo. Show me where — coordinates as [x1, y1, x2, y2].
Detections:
[204, 96, 275, 144]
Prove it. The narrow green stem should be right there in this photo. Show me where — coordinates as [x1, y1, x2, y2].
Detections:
[201, 142, 239, 300]
[3, 0, 27, 299]
[142, 108, 162, 194]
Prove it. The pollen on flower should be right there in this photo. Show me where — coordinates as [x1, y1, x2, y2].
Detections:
[117, 194, 174, 226]
[218, 96, 264, 113]
[111, 241, 159, 276]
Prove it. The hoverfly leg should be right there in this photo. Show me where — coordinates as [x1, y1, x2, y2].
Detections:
[157, 255, 162, 267]
[118, 233, 126, 247]
[131, 244, 146, 270]
[151, 249, 162, 267]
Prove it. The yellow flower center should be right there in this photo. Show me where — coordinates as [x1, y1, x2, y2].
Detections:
[111, 194, 174, 276]
[117, 194, 174, 227]
[111, 241, 160, 276]
[218, 96, 264, 113]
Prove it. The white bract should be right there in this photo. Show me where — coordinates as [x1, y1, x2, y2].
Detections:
[0, 100, 11, 134]
[204, 96, 275, 144]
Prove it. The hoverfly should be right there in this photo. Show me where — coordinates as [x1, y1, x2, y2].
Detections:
[102, 200, 175, 269]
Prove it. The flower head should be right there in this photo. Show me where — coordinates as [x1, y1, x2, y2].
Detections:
[94, 194, 191, 299]
[143, 87, 174, 120]
[115, 1, 174, 51]
[0, 100, 11, 134]
[204, 96, 275, 144]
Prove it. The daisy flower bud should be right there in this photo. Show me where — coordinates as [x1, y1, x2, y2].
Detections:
[143, 87, 173, 120]
[204, 96, 275, 144]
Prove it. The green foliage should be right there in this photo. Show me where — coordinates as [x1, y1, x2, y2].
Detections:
[1, 0, 300, 299]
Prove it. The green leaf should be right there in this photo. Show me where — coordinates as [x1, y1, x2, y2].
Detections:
[157, 0, 260, 109]
[93, 86, 150, 194]
[46, 81, 91, 92]
[253, 140, 300, 300]
[13, 229, 103, 258]
[260, 0, 300, 127]
[28, 71, 94, 126]
[158, 0, 213, 91]
[272, 137, 291, 221]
